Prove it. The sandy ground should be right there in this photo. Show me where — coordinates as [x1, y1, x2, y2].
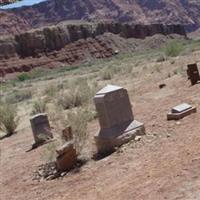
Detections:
[1, 50, 200, 200]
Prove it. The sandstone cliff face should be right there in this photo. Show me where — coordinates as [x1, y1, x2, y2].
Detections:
[0, 11, 30, 35]
[0, 23, 186, 59]
[0, 0, 199, 35]
[0, 22, 186, 77]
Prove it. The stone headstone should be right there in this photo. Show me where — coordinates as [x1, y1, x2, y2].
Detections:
[187, 63, 200, 85]
[56, 141, 74, 156]
[94, 85, 145, 154]
[95, 85, 134, 129]
[167, 103, 197, 120]
[30, 113, 53, 144]
[172, 103, 192, 113]
[56, 142, 77, 172]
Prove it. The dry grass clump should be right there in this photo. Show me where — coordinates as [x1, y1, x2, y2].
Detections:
[31, 98, 48, 115]
[57, 79, 97, 110]
[0, 102, 19, 136]
[66, 108, 89, 155]
[42, 142, 58, 163]
[57, 89, 82, 110]
[43, 84, 57, 98]
[164, 40, 184, 57]
[6, 89, 32, 104]
[101, 67, 114, 80]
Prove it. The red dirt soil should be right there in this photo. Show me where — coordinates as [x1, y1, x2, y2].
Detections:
[1, 52, 200, 200]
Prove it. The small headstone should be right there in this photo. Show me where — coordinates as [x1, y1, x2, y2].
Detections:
[167, 103, 197, 120]
[172, 103, 192, 113]
[30, 113, 53, 145]
[187, 63, 200, 85]
[56, 141, 74, 156]
[94, 84, 145, 154]
[56, 142, 77, 172]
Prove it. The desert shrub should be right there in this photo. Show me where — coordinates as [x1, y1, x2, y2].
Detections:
[6, 89, 32, 104]
[120, 64, 133, 74]
[154, 64, 161, 73]
[57, 89, 82, 110]
[17, 69, 48, 82]
[173, 67, 184, 76]
[31, 99, 47, 115]
[17, 73, 31, 82]
[164, 41, 184, 57]
[43, 84, 57, 98]
[66, 109, 89, 155]
[42, 142, 58, 162]
[77, 79, 97, 104]
[0, 103, 19, 136]
[57, 79, 97, 110]
[101, 67, 114, 80]
[156, 54, 166, 62]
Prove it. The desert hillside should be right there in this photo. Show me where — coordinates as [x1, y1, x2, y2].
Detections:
[0, 22, 186, 77]
[0, 0, 200, 35]
[0, 36, 200, 200]
[1, 1, 200, 200]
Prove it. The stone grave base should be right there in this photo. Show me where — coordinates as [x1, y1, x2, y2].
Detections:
[167, 107, 197, 120]
[95, 120, 145, 155]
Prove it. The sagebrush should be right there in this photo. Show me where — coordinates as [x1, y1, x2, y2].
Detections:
[0, 103, 19, 136]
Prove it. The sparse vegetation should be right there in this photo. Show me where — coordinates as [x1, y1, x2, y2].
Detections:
[43, 84, 57, 98]
[156, 54, 166, 62]
[18, 73, 31, 82]
[6, 89, 32, 104]
[57, 89, 83, 110]
[31, 99, 48, 115]
[17, 68, 49, 82]
[101, 67, 114, 80]
[154, 64, 161, 73]
[66, 109, 90, 155]
[164, 40, 184, 57]
[57, 79, 97, 110]
[0, 103, 19, 136]
[42, 142, 58, 162]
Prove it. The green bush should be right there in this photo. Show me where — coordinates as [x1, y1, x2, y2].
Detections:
[164, 41, 184, 57]
[17, 73, 31, 82]
[17, 69, 48, 82]
[0, 103, 19, 136]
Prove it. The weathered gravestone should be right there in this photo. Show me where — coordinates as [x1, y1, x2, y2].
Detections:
[30, 113, 53, 145]
[187, 63, 200, 85]
[56, 142, 77, 172]
[167, 103, 197, 120]
[94, 85, 145, 154]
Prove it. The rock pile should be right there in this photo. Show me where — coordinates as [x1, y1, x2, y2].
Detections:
[33, 162, 68, 181]
[33, 158, 85, 182]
